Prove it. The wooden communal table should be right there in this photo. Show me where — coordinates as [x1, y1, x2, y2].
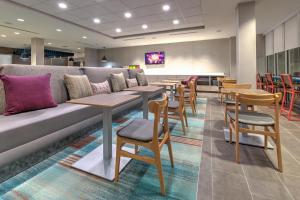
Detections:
[150, 82, 177, 100]
[221, 88, 273, 148]
[68, 93, 140, 181]
[124, 86, 164, 119]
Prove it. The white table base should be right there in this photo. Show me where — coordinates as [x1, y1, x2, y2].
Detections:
[72, 144, 134, 181]
[224, 128, 273, 149]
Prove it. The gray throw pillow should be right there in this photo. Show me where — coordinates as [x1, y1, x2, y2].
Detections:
[136, 72, 148, 86]
[64, 74, 93, 99]
[110, 72, 127, 92]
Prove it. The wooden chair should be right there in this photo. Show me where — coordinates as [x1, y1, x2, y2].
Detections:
[222, 83, 252, 126]
[228, 93, 283, 172]
[220, 79, 237, 102]
[168, 85, 188, 134]
[115, 94, 174, 195]
[184, 80, 197, 114]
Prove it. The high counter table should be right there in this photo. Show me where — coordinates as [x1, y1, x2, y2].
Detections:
[68, 93, 140, 181]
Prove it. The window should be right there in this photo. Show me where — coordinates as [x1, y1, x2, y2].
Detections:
[288, 47, 300, 75]
[276, 51, 286, 75]
[267, 55, 275, 74]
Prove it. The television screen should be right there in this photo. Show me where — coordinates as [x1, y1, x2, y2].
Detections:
[145, 52, 165, 65]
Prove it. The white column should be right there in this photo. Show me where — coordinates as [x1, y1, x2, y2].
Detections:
[31, 38, 44, 65]
[236, 2, 256, 87]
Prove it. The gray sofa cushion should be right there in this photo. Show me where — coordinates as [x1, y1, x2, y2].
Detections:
[128, 69, 144, 79]
[110, 72, 127, 92]
[117, 119, 163, 142]
[83, 67, 129, 83]
[0, 103, 102, 154]
[0, 65, 83, 106]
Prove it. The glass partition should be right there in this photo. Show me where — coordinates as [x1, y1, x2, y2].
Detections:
[267, 55, 275, 74]
[288, 47, 300, 75]
[276, 51, 286, 75]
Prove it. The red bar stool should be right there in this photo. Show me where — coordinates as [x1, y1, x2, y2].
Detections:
[265, 73, 276, 93]
[256, 73, 265, 90]
[280, 74, 300, 121]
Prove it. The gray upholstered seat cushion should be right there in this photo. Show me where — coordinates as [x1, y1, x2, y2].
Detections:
[0, 103, 102, 154]
[227, 111, 275, 126]
[168, 101, 179, 109]
[117, 119, 163, 142]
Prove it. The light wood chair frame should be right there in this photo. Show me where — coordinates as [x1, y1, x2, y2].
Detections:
[115, 94, 174, 195]
[228, 93, 283, 172]
[168, 85, 188, 134]
[223, 83, 252, 126]
[184, 80, 197, 115]
[220, 79, 237, 102]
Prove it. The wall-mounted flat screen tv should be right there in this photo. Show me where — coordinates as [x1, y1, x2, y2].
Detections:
[145, 51, 165, 65]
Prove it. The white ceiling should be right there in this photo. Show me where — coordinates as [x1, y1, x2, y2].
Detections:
[0, 0, 300, 52]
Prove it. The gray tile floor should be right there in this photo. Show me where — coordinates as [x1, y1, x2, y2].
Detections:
[197, 93, 300, 200]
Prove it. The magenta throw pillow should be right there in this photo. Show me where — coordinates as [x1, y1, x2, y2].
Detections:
[0, 73, 57, 115]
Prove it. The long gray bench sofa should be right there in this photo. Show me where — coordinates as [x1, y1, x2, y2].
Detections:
[0, 64, 161, 168]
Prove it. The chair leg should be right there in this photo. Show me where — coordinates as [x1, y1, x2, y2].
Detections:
[135, 144, 139, 154]
[224, 104, 228, 127]
[264, 137, 268, 150]
[288, 92, 295, 120]
[281, 90, 286, 113]
[183, 109, 188, 127]
[179, 111, 186, 134]
[235, 129, 240, 163]
[114, 137, 122, 182]
[154, 149, 166, 195]
[167, 137, 174, 168]
[229, 122, 232, 144]
[275, 133, 283, 172]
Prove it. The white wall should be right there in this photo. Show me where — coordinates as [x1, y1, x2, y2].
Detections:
[98, 38, 231, 76]
[0, 54, 12, 64]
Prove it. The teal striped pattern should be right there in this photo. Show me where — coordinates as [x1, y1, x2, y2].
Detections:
[0, 98, 207, 200]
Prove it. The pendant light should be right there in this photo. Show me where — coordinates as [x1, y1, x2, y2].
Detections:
[101, 47, 108, 62]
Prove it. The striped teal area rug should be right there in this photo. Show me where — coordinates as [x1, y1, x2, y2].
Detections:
[0, 98, 207, 200]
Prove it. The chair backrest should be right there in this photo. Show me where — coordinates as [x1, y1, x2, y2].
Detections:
[223, 83, 252, 89]
[280, 74, 293, 90]
[222, 79, 237, 86]
[265, 73, 274, 86]
[177, 85, 185, 109]
[235, 93, 281, 129]
[188, 80, 196, 99]
[148, 94, 169, 142]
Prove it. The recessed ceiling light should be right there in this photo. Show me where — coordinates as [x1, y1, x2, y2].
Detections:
[142, 24, 148, 29]
[173, 19, 180, 25]
[58, 2, 67, 9]
[162, 4, 170, 11]
[14, 32, 20, 35]
[77, 47, 81, 50]
[124, 12, 132, 18]
[0, 34, 7, 38]
[82, 36, 87, 39]
[116, 28, 122, 33]
[56, 28, 62, 32]
[93, 18, 101, 24]
[47, 42, 52, 45]
[17, 18, 24, 22]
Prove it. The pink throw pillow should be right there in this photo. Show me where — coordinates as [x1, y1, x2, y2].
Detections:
[0, 73, 57, 115]
[90, 80, 111, 94]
